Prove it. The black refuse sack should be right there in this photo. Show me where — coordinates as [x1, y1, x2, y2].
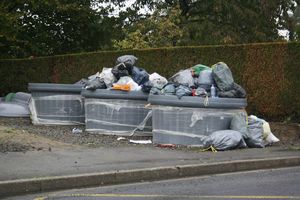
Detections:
[115, 55, 138, 75]
[175, 85, 192, 99]
[116, 55, 138, 67]
[111, 63, 130, 80]
[141, 81, 153, 93]
[85, 77, 107, 90]
[218, 83, 246, 98]
[132, 66, 149, 85]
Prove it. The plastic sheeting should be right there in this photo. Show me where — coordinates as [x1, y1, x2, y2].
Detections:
[0, 103, 30, 117]
[84, 98, 152, 136]
[29, 94, 85, 125]
[148, 95, 247, 109]
[152, 105, 247, 145]
[0, 92, 31, 117]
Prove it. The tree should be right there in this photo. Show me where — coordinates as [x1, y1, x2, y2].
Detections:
[0, 0, 120, 58]
[175, 0, 299, 45]
[293, 3, 300, 40]
[115, 0, 300, 46]
[2, 0, 300, 57]
[113, 5, 183, 49]
[0, 1, 26, 58]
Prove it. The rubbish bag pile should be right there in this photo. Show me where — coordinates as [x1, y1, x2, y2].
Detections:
[79, 55, 245, 99]
[76, 55, 280, 150]
[142, 61, 246, 99]
[80, 55, 153, 92]
[195, 114, 280, 151]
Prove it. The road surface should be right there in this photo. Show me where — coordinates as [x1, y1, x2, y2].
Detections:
[5, 166, 300, 200]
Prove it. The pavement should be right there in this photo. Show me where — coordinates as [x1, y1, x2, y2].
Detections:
[0, 145, 300, 198]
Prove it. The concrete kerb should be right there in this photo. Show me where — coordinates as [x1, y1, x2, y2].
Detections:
[1, 156, 299, 197]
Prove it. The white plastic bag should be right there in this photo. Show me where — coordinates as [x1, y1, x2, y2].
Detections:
[262, 121, 280, 146]
[149, 72, 168, 89]
[99, 68, 116, 88]
[169, 69, 194, 87]
[248, 115, 280, 146]
[113, 76, 141, 91]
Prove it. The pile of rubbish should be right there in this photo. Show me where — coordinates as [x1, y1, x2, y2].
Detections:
[196, 114, 280, 151]
[0, 54, 280, 151]
[75, 54, 279, 150]
[77, 55, 149, 92]
[145, 62, 246, 99]
[77, 55, 246, 100]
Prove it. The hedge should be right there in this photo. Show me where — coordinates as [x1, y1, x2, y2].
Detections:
[0, 42, 299, 122]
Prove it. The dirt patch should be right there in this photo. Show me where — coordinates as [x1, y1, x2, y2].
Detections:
[0, 117, 150, 153]
[0, 117, 299, 153]
[269, 122, 300, 146]
[0, 125, 78, 153]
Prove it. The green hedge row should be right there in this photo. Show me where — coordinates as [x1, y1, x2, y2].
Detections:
[1, 42, 299, 122]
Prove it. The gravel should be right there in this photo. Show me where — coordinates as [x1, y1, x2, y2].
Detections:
[0, 117, 299, 153]
[0, 117, 152, 149]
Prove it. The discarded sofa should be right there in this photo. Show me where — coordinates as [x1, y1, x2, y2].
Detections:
[81, 89, 152, 136]
[28, 83, 85, 125]
[148, 95, 247, 146]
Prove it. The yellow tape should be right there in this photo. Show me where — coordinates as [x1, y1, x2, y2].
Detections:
[201, 145, 218, 153]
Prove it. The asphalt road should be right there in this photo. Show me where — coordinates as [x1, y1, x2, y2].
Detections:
[5, 167, 300, 200]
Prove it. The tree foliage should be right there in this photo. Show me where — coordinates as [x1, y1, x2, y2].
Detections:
[294, 4, 300, 39]
[109, 0, 300, 48]
[162, 0, 300, 45]
[113, 6, 183, 49]
[0, 0, 119, 58]
[1, 0, 300, 58]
